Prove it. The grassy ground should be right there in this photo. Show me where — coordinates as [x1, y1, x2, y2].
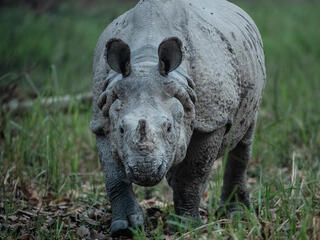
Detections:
[1, 0, 320, 239]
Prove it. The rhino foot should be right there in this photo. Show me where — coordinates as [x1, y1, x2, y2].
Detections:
[166, 212, 203, 234]
[110, 203, 144, 237]
[110, 220, 131, 237]
[215, 201, 251, 219]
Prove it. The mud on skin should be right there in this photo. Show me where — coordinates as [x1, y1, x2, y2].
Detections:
[90, 0, 266, 236]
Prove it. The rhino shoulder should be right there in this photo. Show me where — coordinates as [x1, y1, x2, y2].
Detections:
[185, 0, 265, 133]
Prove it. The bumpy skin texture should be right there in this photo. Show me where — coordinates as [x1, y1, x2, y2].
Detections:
[91, 0, 266, 236]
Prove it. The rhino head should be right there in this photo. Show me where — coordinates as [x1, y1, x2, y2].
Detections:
[98, 37, 196, 186]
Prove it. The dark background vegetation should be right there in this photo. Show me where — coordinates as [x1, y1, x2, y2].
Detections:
[1, 0, 319, 239]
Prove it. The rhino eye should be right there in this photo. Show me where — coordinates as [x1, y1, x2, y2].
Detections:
[167, 123, 172, 133]
[119, 126, 125, 135]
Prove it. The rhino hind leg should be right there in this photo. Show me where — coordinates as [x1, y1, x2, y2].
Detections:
[96, 136, 144, 237]
[217, 120, 256, 217]
[167, 128, 226, 223]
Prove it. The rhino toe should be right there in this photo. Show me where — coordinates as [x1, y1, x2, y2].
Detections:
[215, 202, 250, 219]
[110, 219, 131, 237]
[128, 212, 144, 228]
[110, 204, 144, 237]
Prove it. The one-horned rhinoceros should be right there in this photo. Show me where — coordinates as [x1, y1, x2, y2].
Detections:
[90, 0, 266, 236]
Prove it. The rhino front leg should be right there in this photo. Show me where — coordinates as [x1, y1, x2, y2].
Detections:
[218, 120, 256, 215]
[167, 128, 226, 222]
[96, 136, 144, 237]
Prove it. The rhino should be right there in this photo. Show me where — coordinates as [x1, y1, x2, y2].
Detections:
[90, 0, 266, 236]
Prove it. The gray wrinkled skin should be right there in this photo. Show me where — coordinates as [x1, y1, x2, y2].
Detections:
[90, 0, 266, 236]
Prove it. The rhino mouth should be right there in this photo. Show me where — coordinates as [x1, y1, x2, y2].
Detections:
[124, 159, 167, 186]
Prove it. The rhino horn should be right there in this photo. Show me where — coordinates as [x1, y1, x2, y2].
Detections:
[137, 119, 147, 142]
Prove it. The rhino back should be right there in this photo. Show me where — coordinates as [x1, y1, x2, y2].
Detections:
[92, 0, 266, 142]
[183, 0, 266, 144]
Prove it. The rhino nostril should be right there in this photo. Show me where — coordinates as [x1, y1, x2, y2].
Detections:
[138, 145, 145, 152]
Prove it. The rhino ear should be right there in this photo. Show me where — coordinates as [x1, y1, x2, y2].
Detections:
[158, 37, 183, 76]
[105, 38, 131, 77]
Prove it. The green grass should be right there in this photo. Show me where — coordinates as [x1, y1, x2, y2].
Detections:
[0, 1, 136, 94]
[1, 0, 320, 239]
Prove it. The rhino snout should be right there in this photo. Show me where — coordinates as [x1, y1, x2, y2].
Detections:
[125, 159, 167, 186]
[116, 115, 174, 185]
